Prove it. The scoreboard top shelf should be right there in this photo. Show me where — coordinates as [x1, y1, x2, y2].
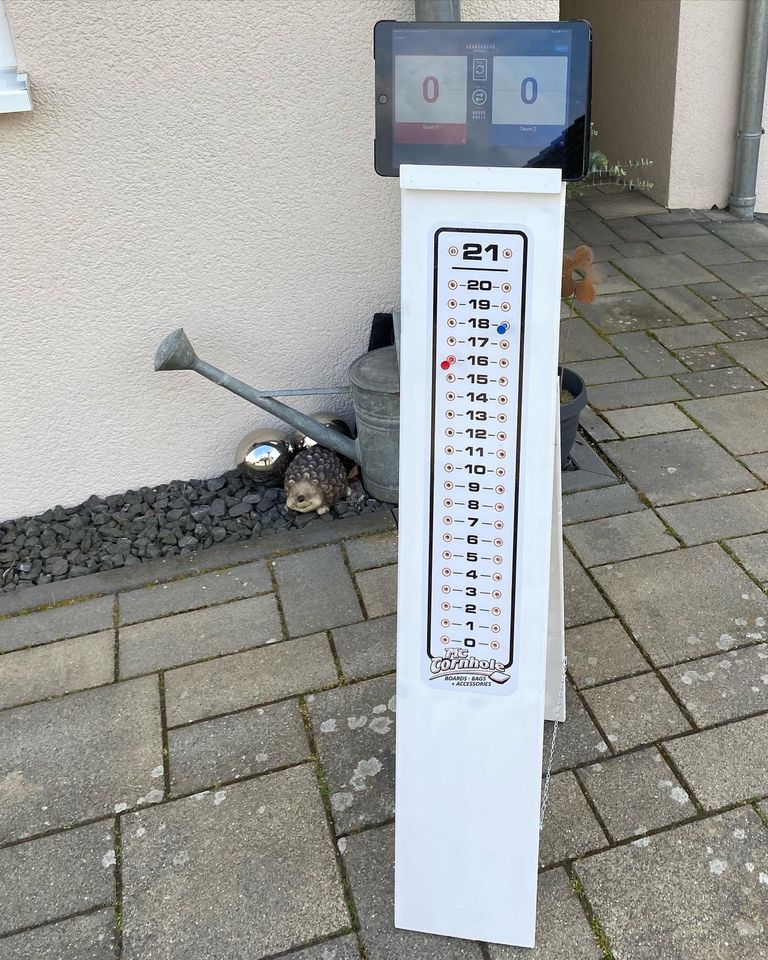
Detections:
[374, 20, 591, 180]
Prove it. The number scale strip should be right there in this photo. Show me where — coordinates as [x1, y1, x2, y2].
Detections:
[425, 227, 528, 690]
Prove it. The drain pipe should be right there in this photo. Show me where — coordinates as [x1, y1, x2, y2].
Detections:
[729, 0, 768, 220]
[414, 0, 460, 20]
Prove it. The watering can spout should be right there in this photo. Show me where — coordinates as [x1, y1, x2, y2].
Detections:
[155, 328, 198, 371]
[153, 329, 360, 463]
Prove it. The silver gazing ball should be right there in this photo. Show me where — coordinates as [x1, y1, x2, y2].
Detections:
[235, 429, 294, 484]
[294, 411, 353, 450]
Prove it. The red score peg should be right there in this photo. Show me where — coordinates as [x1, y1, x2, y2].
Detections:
[440, 355, 456, 371]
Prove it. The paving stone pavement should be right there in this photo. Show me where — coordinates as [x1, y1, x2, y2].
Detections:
[1, 201, 767, 958]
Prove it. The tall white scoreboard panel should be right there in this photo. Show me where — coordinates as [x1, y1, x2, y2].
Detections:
[395, 165, 565, 948]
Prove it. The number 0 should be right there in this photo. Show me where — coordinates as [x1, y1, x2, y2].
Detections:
[423, 75, 439, 103]
[520, 76, 538, 105]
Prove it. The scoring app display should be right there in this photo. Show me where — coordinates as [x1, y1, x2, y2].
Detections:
[426, 227, 527, 694]
[491, 56, 569, 127]
[394, 55, 467, 143]
[374, 20, 591, 177]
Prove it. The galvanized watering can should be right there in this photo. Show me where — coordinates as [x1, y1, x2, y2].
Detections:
[154, 328, 400, 503]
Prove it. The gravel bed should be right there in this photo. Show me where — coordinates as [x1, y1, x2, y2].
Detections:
[0, 472, 383, 593]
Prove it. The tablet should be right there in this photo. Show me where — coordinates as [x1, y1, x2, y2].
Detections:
[374, 20, 591, 179]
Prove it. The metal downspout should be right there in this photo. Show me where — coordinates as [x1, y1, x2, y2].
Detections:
[729, 0, 768, 220]
[414, 0, 460, 21]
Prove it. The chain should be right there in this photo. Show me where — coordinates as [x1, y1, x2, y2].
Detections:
[540, 656, 568, 830]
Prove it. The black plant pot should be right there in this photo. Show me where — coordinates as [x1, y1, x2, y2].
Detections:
[559, 366, 588, 468]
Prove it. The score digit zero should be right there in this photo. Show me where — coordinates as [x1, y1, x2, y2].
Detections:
[427, 228, 528, 694]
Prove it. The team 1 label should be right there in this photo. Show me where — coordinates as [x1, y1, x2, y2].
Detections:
[426, 227, 528, 694]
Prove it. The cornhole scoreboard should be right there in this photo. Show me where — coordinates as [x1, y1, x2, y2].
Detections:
[374, 20, 591, 948]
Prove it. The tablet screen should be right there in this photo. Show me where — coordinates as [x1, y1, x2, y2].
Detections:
[374, 21, 591, 179]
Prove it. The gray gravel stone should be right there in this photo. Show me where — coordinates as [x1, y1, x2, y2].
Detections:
[594, 544, 768, 666]
[563, 545, 611, 628]
[0, 677, 163, 842]
[662, 645, 768, 726]
[545, 681, 610, 773]
[566, 510, 678, 567]
[355, 564, 397, 618]
[118, 561, 272, 625]
[588, 377, 690, 411]
[539, 771, 608, 867]
[566, 619, 648, 688]
[0, 909, 116, 960]
[341, 824, 483, 960]
[682, 391, 768, 456]
[165, 633, 337, 726]
[575, 808, 768, 960]
[119, 592, 282, 677]
[487, 868, 601, 959]
[609, 330, 686, 376]
[602, 430, 758, 505]
[0, 821, 114, 936]
[0, 630, 113, 710]
[0, 596, 114, 654]
[274, 545, 362, 636]
[282, 936, 361, 960]
[121, 766, 349, 959]
[344, 533, 398, 572]
[658, 490, 768, 545]
[578, 748, 695, 841]
[578, 291, 679, 334]
[603, 402, 695, 437]
[168, 698, 309, 795]
[562, 484, 643, 525]
[726, 532, 768, 581]
[331, 615, 396, 680]
[308, 674, 395, 834]
[582, 672, 691, 751]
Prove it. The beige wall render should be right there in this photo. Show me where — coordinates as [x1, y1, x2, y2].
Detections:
[0, 0, 558, 521]
[561, 0, 768, 210]
[669, 0, 768, 211]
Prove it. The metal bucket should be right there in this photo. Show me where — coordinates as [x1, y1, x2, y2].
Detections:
[348, 346, 400, 503]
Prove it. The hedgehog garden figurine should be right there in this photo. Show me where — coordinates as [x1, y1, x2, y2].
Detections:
[284, 445, 350, 514]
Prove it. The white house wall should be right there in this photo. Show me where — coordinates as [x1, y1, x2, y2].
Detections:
[0, 0, 558, 521]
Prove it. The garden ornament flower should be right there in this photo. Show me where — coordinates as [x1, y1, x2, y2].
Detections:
[561, 245, 605, 303]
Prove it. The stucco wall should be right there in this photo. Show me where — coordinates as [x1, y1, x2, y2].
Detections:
[670, 0, 768, 211]
[1, 0, 557, 521]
